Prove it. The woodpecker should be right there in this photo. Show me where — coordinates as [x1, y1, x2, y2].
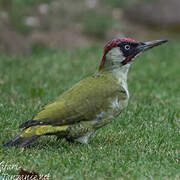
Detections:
[4, 38, 167, 147]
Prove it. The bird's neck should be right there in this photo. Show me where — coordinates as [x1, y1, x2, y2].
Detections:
[111, 64, 130, 85]
[112, 64, 130, 98]
[99, 63, 130, 98]
[100, 62, 130, 85]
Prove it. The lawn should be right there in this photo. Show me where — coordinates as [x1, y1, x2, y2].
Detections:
[0, 42, 179, 180]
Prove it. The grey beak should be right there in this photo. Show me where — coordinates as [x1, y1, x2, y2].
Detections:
[137, 40, 168, 52]
[143, 40, 168, 50]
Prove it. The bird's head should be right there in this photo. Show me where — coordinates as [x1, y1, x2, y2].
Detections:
[99, 38, 168, 71]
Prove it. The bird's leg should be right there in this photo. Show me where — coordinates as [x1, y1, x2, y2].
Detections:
[74, 130, 95, 144]
[93, 115, 114, 130]
[65, 115, 114, 144]
[74, 115, 114, 144]
[65, 121, 95, 144]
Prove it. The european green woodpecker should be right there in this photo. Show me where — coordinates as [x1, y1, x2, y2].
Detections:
[4, 38, 167, 147]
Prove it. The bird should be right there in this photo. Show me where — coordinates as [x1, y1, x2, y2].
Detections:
[4, 37, 168, 147]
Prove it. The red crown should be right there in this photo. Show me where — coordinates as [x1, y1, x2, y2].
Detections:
[99, 38, 136, 70]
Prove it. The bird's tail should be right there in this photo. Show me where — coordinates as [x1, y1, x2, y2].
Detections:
[4, 134, 39, 148]
[4, 124, 69, 148]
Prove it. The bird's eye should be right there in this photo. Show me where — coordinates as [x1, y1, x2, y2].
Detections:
[124, 44, 130, 50]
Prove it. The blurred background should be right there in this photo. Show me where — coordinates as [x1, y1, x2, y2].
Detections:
[0, 0, 180, 55]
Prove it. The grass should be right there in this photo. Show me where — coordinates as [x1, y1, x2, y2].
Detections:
[0, 42, 179, 180]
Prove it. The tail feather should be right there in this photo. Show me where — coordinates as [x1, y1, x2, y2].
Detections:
[4, 124, 69, 148]
[19, 119, 51, 129]
[4, 135, 39, 148]
[21, 136, 40, 147]
[4, 134, 23, 147]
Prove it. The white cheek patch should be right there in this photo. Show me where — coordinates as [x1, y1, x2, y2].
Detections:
[107, 47, 124, 63]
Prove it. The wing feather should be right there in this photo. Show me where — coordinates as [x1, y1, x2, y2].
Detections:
[20, 72, 127, 128]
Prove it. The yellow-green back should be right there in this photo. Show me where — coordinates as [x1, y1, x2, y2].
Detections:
[33, 71, 127, 126]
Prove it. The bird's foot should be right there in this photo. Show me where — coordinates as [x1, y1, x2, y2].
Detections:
[66, 131, 95, 144]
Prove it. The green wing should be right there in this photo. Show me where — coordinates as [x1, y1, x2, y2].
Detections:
[20, 72, 127, 128]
